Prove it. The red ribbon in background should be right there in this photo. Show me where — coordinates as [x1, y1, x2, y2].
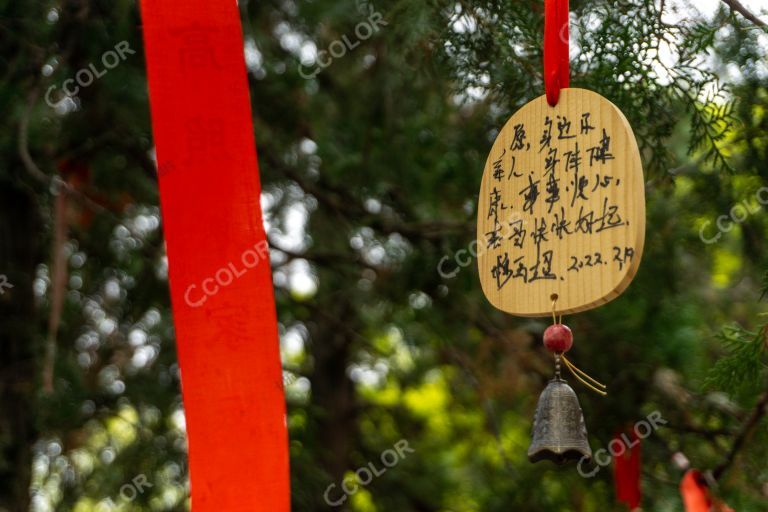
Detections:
[680, 470, 735, 512]
[613, 430, 641, 511]
[681, 471, 712, 512]
[544, 0, 570, 106]
[140, 1, 291, 510]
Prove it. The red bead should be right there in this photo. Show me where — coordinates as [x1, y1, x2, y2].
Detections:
[543, 324, 573, 353]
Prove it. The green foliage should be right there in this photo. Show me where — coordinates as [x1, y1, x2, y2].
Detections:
[707, 322, 768, 395]
[762, 270, 768, 301]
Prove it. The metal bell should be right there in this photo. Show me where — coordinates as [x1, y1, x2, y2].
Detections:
[528, 377, 592, 464]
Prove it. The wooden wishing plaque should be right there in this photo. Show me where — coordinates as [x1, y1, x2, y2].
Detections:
[477, 88, 645, 317]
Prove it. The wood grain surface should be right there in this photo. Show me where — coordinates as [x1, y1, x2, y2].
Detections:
[477, 88, 645, 317]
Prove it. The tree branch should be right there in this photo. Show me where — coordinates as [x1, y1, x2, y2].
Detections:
[269, 237, 380, 270]
[664, 423, 735, 440]
[18, 88, 107, 214]
[265, 155, 473, 242]
[712, 388, 768, 480]
[721, 0, 767, 28]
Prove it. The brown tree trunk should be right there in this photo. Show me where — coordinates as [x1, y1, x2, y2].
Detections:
[0, 182, 41, 512]
[307, 300, 358, 481]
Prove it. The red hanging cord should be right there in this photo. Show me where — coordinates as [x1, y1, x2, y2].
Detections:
[544, 0, 570, 106]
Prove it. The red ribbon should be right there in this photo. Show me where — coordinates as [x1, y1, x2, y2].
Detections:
[612, 430, 641, 510]
[680, 470, 735, 512]
[681, 470, 714, 512]
[140, 1, 291, 510]
[544, 0, 570, 106]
